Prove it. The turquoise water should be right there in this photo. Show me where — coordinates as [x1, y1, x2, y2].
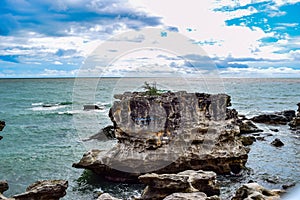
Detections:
[0, 78, 299, 199]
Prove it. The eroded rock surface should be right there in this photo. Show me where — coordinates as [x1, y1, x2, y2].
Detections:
[74, 92, 249, 181]
[12, 180, 68, 200]
[138, 170, 220, 200]
[163, 192, 220, 200]
[232, 183, 283, 200]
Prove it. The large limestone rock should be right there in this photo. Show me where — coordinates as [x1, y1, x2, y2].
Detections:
[73, 92, 249, 181]
[163, 192, 220, 200]
[232, 183, 283, 200]
[12, 180, 68, 200]
[138, 170, 220, 200]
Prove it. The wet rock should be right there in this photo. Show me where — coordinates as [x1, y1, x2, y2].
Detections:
[163, 192, 220, 200]
[251, 114, 289, 125]
[139, 170, 220, 200]
[238, 120, 263, 134]
[97, 193, 122, 200]
[0, 180, 8, 194]
[282, 182, 296, 189]
[0, 121, 5, 131]
[74, 92, 249, 181]
[12, 180, 68, 200]
[275, 110, 296, 121]
[232, 183, 284, 200]
[256, 136, 266, 141]
[270, 128, 279, 132]
[0, 136, 3, 141]
[83, 105, 101, 110]
[239, 136, 256, 146]
[271, 138, 284, 147]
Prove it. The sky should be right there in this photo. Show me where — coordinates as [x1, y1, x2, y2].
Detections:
[0, 0, 300, 78]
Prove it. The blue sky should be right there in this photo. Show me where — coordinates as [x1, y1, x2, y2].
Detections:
[0, 0, 300, 77]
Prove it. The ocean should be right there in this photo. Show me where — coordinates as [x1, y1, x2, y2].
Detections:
[0, 78, 299, 199]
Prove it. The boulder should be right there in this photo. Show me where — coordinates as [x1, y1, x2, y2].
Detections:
[0, 121, 5, 131]
[83, 125, 115, 141]
[251, 114, 289, 125]
[74, 92, 249, 181]
[238, 120, 263, 134]
[138, 170, 220, 200]
[275, 110, 296, 121]
[83, 105, 101, 110]
[270, 138, 284, 147]
[163, 192, 220, 200]
[0, 181, 8, 194]
[12, 180, 68, 200]
[232, 182, 283, 200]
[97, 193, 122, 200]
[288, 103, 300, 129]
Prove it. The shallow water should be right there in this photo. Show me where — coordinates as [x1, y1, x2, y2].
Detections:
[0, 78, 299, 199]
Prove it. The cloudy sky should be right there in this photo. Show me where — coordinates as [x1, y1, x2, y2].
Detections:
[0, 0, 300, 78]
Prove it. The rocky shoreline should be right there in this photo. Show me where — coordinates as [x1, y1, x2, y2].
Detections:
[1, 90, 299, 199]
[73, 91, 300, 199]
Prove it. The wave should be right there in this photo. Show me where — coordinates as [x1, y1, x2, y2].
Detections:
[30, 105, 67, 111]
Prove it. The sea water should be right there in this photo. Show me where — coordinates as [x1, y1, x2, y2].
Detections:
[0, 78, 299, 199]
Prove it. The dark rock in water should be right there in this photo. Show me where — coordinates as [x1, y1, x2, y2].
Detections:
[251, 114, 289, 125]
[239, 136, 256, 146]
[271, 138, 284, 147]
[275, 110, 296, 121]
[12, 180, 68, 200]
[232, 183, 284, 200]
[74, 92, 249, 181]
[270, 128, 279, 132]
[97, 193, 121, 200]
[83, 105, 101, 110]
[163, 192, 220, 200]
[0, 180, 8, 193]
[0, 121, 5, 131]
[256, 136, 266, 141]
[83, 125, 115, 141]
[138, 170, 220, 200]
[282, 182, 296, 189]
[238, 120, 263, 134]
[0, 136, 3, 141]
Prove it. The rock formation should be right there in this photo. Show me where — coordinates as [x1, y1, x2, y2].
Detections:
[289, 103, 300, 130]
[271, 138, 284, 147]
[73, 92, 249, 181]
[138, 170, 220, 200]
[83, 105, 102, 110]
[238, 120, 263, 134]
[163, 192, 220, 200]
[0, 180, 68, 200]
[232, 182, 283, 200]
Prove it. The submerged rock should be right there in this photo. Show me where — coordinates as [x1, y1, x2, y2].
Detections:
[138, 170, 220, 200]
[0, 181, 8, 194]
[251, 114, 289, 125]
[163, 192, 220, 200]
[232, 182, 283, 200]
[74, 92, 249, 181]
[239, 136, 256, 146]
[12, 180, 68, 200]
[271, 138, 284, 147]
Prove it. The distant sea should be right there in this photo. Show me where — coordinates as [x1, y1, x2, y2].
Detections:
[0, 78, 299, 199]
